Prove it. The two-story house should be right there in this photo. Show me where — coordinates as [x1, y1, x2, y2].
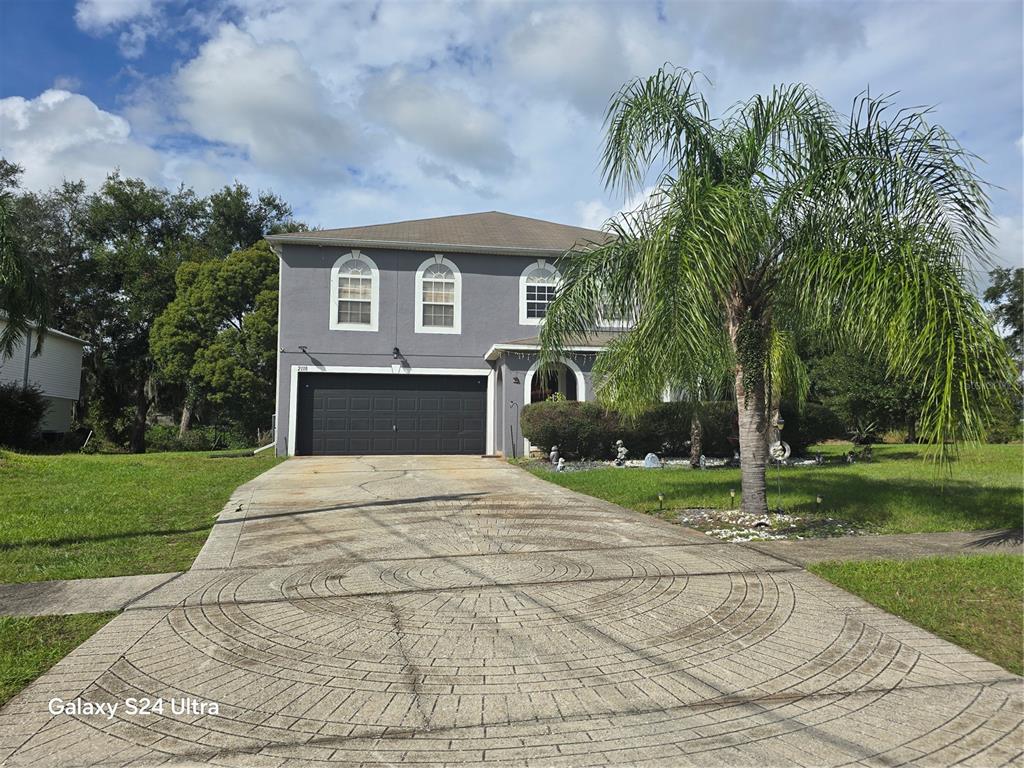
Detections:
[268, 211, 614, 457]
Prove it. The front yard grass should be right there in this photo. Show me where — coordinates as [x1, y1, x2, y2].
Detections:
[526, 443, 1021, 534]
[810, 555, 1024, 675]
[0, 450, 282, 584]
[0, 612, 117, 706]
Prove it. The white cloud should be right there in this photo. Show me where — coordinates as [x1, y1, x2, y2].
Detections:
[7, 0, 1019, 250]
[361, 68, 516, 175]
[0, 89, 162, 190]
[175, 24, 356, 178]
[500, 6, 648, 117]
[991, 215, 1024, 271]
[53, 75, 82, 91]
[75, 0, 154, 30]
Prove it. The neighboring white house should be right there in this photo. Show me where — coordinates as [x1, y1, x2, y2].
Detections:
[0, 319, 85, 433]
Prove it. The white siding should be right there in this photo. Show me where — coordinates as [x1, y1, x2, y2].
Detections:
[0, 320, 84, 400]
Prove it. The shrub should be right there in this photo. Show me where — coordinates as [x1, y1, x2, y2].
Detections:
[0, 383, 48, 449]
[627, 401, 695, 456]
[520, 400, 618, 459]
[144, 423, 252, 453]
[520, 398, 844, 460]
[985, 398, 1023, 444]
[780, 401, 845, 453]
[695, 401, 738, 455]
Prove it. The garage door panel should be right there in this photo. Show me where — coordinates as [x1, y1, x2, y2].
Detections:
[296, 373, 487, 456]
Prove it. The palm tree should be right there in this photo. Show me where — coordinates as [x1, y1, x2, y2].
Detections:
[540, 68, 1013, 515]
[0, 192, 50, 357]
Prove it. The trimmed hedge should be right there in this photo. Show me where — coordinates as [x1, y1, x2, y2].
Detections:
[520, 398, 843, 460]
[0, 383, 48, 449]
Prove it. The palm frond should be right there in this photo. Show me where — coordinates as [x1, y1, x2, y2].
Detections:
[602, 67, 721, 196]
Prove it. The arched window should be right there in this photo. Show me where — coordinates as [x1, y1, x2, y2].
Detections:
[330, 251, 378, 331]
[519, 260, 559, 325]
[415, 255, 461, 334]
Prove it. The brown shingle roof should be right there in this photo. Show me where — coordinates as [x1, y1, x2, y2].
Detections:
[267, 211, 610, 256]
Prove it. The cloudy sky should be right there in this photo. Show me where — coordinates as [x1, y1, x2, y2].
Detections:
[1, 0, 1021, 273]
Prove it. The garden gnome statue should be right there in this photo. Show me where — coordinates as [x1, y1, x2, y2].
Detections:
[549, 445, 559, 464]
[614, 439, 628, 467]
[556, 457, 566, 472]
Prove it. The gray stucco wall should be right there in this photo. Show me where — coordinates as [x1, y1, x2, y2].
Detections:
[497, 353, 595, 458]
[274, 243, 595, 455]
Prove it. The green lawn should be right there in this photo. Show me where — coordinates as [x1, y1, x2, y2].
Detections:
[526, 444, 1022, 534]
[0, 450, 282, 584]
[810, 555, 1024, 676]
[0, 612, 117, 706]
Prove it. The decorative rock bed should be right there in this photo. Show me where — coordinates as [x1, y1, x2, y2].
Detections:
[673, 508, 873, 542]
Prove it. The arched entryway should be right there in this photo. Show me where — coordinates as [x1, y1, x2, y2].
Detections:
[523, 358, 586, 454]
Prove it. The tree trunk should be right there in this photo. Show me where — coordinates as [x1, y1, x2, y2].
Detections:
[734, 364, 770, 515]
[129, 382, 150, 454]
[906, 415, 917, 444]
[689, 412, 703, 468]
[728, 294, 770, 516]
[178, 398, 193, 438]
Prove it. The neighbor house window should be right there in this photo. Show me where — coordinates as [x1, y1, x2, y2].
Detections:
[415, 255, 461, 334]
[330, 251, 379, 331]
[519, 260, 559, 325]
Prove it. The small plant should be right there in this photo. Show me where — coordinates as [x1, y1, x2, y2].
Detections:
[848, 419, 879, 445]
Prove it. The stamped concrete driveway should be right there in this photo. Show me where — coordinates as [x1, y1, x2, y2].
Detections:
[2, 456, 1021, 767]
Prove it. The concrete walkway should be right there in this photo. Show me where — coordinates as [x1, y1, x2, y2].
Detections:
[1, 456, 1020, 766]
[745, 528, 1024, 566]
[0, 573, 184, 616]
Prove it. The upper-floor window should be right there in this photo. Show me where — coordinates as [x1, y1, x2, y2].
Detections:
[330, 251, 379, 332]
[519, 260, 559, 325]
[415, 255, 461, 334]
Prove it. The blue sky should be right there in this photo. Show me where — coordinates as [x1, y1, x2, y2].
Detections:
[1, 0, 1021, 274]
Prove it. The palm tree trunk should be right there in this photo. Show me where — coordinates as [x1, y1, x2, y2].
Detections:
[729, 294, 770, 515]
[734, 365, 770, 515]
[689, 412, 703, 468]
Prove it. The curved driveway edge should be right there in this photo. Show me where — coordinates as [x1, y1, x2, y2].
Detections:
[1, 456, 1020, 766]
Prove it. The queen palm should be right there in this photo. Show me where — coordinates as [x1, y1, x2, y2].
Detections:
[540, 68, 1013, 515]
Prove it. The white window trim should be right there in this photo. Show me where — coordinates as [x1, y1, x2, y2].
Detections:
[329, 250, 379, 332]
[518, 258, 560, 326]
[286, 364, 495, 456]
[414, 254, 461, 335]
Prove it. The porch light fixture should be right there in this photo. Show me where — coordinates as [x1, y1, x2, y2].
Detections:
[393, 346, 400, 359]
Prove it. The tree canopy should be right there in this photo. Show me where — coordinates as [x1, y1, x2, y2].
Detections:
[0, 167, 295, 451]
[540, 68, 1015, 514]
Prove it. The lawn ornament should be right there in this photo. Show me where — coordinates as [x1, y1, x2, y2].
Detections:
[614, 440, 628, 466]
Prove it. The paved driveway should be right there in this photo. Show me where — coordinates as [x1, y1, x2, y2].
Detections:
[2, 457, 1020, 766]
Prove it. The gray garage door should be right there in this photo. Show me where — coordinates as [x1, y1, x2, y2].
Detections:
[296, 373, 487, 456]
